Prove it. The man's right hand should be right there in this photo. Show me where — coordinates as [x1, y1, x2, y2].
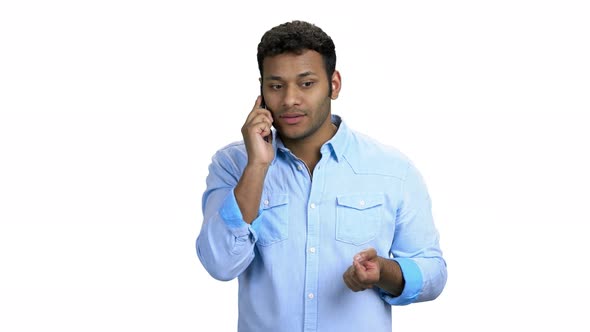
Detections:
[235, 96, 274, 223]
[241, 96, 274, 167]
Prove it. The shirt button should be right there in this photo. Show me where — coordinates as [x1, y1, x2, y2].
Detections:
[297, 165, 303, 171]
[359, 200, 365, 206]
[263, 199, 269, 206]
[310, 203, 316, 209]
[308, 293, 315, 299]
[309, 247, 316, 253]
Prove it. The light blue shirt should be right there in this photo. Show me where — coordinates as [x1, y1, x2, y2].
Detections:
[197, 115, 447, 332]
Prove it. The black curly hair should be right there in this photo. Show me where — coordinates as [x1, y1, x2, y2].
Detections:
[257, 21, 336, 93]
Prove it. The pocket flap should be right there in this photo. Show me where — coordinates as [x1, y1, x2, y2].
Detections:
[337, 193, 384, 210]
[261, 193, 289, 210]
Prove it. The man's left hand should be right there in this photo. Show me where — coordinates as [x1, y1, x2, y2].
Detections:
[342, 248, 383, 292]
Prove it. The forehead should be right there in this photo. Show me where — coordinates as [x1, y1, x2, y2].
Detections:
[262, 50, 325, 79]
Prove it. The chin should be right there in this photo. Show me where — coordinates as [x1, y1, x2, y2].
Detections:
[285, 130, 313, 141]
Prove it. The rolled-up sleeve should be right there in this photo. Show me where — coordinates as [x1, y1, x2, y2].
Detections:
[196, 147, 262, 281]
[382, 162, 447, 305]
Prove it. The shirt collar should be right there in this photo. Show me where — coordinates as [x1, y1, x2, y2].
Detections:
[325, 114, 349, 163]
[271, 114, 350, 165]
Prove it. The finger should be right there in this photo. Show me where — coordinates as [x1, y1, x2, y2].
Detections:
[249, 113, 270, 125]
[344, 270, 364, 292]
[364, 247, 377, 258]
[354, 247, 377, 263]
[353, 260, 374, 288]
[253, 96, 273, 122]
[251, 117, 273, 134]
[245, 107, 273, 127]
[353, 260, 367, 280]
[245, 113, 272, 132]
[343, 274, 355, 291]
[252, 96, 273, 123]
[253, 121, 272, 137]
[245, 107, 263, 124]
[342, 267, 357, 290]
[253, 95, 262, 109]
[353, 262, 378, 288]
[348, 277, 368, 291]
[349, 264, 370, 291]
[257, 113, 273, 125]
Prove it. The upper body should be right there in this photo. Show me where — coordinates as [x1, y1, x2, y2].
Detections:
[196, 21, 447, 332]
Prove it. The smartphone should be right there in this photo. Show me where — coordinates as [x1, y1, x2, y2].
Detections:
[260, 84, 266, 109]
[260, 84, 271, 142]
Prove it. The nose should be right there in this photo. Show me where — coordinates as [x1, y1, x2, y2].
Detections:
[281, 84, 301, 109]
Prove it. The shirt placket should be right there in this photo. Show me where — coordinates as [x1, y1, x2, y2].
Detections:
[303, 152, 328, 332]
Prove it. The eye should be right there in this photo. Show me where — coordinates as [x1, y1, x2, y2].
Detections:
[270, 84, 282, 90]
[302, 81, 315, 88]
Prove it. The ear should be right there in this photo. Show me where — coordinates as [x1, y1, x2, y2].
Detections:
[330, 70, 342, 100]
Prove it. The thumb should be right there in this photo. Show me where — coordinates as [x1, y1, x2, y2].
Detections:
[354, 247, 377, 262]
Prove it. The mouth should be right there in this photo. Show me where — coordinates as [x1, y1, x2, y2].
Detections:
[279, 113, 305, 125]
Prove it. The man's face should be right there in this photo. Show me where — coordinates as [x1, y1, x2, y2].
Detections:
[261, 50, 340, 143]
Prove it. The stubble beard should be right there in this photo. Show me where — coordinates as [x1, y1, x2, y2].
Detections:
[276, 100, 331, 142]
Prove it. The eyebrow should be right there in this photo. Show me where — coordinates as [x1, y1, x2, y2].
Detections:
[265, 71, 316, 81]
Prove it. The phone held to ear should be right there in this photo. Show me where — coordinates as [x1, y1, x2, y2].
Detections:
[260, 85, 267, 109]
[259, 85, 270, 142]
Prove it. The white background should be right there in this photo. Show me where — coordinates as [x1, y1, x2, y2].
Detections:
[1, 0, 589, 331]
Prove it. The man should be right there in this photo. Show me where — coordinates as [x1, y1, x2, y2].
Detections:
[197, 20, 447, 332]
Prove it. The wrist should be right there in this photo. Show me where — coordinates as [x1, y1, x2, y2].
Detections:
[245, 161, 271, 171]
[376, 257, 404, 296]
[377, 256, 386, 283]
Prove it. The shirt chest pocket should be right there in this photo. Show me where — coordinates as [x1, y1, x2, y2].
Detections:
[256, 193, 289, 246]
[336, 193, 384, 245]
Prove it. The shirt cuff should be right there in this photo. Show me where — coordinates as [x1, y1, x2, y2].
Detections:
[379, 257, 423, 305]
[219, 190, 262, 239]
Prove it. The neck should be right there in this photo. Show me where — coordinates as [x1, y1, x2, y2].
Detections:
[281, 121, 338, 173]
